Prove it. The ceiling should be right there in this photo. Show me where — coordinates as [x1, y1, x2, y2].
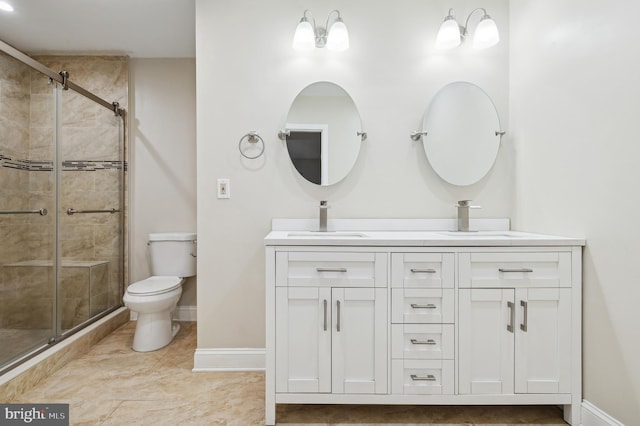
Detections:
[0, 0, 195, 58]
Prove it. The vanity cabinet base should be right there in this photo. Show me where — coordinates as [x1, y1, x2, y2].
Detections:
[265, 245, 582, 426]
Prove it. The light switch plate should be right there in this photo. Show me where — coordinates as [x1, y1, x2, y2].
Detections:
[217, 178, 230, 199]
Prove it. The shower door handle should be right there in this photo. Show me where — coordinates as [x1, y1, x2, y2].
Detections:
[67, 208, 120, 215]
[0, 208, 47, 216]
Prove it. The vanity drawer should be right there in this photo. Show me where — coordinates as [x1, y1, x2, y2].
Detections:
[391, 253, 454, 288]
[391, 324, 454, 360]
[276, 252, 386, 287]
[391, 289, 454, 324]
[391, 359, 454, 395]
[459, 252, 572, 288]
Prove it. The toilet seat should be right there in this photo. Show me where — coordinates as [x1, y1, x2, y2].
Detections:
[127, 276, 183, 296]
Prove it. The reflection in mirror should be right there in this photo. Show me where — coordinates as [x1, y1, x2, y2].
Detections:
[283, 82, 362, 186]
[423, 81, 501, 186]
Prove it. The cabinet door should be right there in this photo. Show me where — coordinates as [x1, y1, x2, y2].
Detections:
[332, 287, 387, 394]
[515, 288, 571, 393]
[275, 287, 331, 393]
[459, 288, 515, 394]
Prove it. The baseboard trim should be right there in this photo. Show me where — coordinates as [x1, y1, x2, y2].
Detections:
[192, 348, 265, 372]
[582, 400, 624, 426]
[129, 305, 196, 322]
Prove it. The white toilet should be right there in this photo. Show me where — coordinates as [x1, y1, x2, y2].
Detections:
[124, 232, 196, 352]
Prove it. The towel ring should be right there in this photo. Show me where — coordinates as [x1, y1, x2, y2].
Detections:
[239, 131, 265, 159]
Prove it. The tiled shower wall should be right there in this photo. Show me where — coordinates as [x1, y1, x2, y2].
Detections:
[0, 53, 128, 331]
[0, 51, 54, 330]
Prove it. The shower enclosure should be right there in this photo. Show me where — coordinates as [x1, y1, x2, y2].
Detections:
[0, 41, 125, 373]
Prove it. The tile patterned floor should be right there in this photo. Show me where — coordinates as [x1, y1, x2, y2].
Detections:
[12, 322, 568, 425]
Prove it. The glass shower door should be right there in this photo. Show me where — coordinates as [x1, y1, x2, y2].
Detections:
[0, 52, 57, 369]
[57, 86, 123, 333]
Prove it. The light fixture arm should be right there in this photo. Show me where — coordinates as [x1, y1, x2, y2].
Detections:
[311, 9, 341, 48]
[462, 8, 489, 38]
[302, 9, 316, 31]
[324, 9, 342, 34]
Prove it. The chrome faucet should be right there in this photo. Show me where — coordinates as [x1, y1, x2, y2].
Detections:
[319, 201, 329, 232]
[457, 200, 481, 232]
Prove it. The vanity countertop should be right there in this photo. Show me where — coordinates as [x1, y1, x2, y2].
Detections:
[264, 219, 585, 247]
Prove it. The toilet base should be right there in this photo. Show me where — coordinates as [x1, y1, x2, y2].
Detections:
[132, 311, 179, 352]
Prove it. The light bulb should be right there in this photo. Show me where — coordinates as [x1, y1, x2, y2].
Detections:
[473, 15, 499, 49]
[293, 17, 315, 51]
[327, 18, 349, 51]
[435, 16, 461, 50]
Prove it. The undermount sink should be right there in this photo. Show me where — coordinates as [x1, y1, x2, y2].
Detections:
[439, 231, 518, 237]
[287, 231, 367, 238]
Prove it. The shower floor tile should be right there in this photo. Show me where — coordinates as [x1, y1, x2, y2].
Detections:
[12, 322, 568, 425]
[0, 328, 52, 367]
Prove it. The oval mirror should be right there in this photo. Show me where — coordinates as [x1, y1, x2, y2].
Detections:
[283, 82, 363, 186]
[422, 82, 501, 186]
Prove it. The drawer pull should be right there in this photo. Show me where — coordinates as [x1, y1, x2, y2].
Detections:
[316, 267, 347, 273]
[410, 268, 436, 273]
[323, 299, 327, 331]
[410, 303, 437, 309]
[507, 301, 515, 333]
[410, 338, 436, 345]
[410, 374, 436, 382]
[520, 300, 528, 332]
[499, 268, 533, 273]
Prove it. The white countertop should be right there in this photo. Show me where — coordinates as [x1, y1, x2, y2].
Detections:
[264, 219, 585, 247]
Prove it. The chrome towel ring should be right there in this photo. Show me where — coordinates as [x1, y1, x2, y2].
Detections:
[239, 131, 265, 159]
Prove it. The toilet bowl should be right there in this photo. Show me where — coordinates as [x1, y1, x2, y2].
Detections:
[124, 233, 196, 352]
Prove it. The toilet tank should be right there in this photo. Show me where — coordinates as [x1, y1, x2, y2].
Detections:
[148, 233, 197, 277]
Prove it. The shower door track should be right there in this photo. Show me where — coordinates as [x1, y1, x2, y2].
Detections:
[0, 306, 120, 377]
[0, 39, 124, 117]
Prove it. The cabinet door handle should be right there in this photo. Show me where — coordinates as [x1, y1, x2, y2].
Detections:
[499, 268, 533, 273]
[336, 300, 341, 332]
[410, 374, 436, 381]
[520, 300, 528, 332]
[507, 301, 515, 333]
[323, 299, 327, 331]
[410, 339, 436, 345]
[410, 268, 436, 273]
[316, 267, 347, 273]
[410, 303, 437, 309]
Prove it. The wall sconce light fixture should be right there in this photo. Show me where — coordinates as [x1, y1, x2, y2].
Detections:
[293, 10, 349, 51]
[435, 8, 499, 50]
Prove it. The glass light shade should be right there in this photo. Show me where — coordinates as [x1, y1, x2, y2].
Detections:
[293, 18, 316, 51]
[435, 17, 461, 50]
[326, 18, 349, 51]
[473, 16, 500, 49]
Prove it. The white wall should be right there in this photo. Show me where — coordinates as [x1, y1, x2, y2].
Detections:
[510, 1, 640, 423]
[129, 58, 197, 307]
[196, 0, 511, 348]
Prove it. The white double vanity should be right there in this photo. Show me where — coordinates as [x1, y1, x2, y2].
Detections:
[264, 219, 584, 425]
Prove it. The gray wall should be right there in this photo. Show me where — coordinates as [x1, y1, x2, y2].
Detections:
[510, 1, 640, 423]
[129, 58, 197, 309]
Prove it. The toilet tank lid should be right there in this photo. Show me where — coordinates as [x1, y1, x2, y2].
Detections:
[149, 232, 196, 242]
